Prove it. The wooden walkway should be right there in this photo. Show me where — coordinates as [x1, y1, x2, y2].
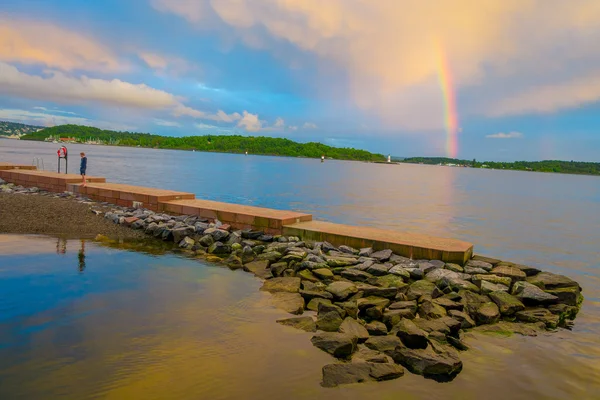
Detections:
[283, 220, 473, 264]
[0, 162, 37, 171]
[0, 164, 475, 264]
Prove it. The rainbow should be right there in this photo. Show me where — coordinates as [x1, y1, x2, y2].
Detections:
[436, 43, 459, 158]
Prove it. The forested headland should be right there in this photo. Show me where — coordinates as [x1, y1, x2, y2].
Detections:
[20, 124, 385, 161]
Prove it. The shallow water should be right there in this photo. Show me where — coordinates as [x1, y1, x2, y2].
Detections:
[1, 140, 600, 397]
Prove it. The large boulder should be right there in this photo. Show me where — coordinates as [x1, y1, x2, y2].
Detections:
[321, 362, 404, 387]
[270, 292, 305, 315]
[317, 311, 344, 332]
[313, 268, 334, 280]
[544, 286, 582, 306]
[441, 277, 481, 293]
[418, 300, 448, 319]
[208, 242, 231, 255]
[425, 269, 461, 283]
[370, 249, 393, 262]
[307, 298, 332, 311]
[204, 227, 230, 241]
[389, 300, 418, 314]
[260, 277, 301, 293]
[326, 256, 360, 268]
[390, 344, 463, 380]
[339, 317, 370, 342]
[276, 316, 316, 332]
[326, 281, 358, 301]
[489, 291, 525, 315]
[526, 271, 580, 290]
[364, 335, 402, 353]
[358, 284, 398, 299]
[340, 269, 373, 282]
[395, 319, 429, 349]
[365, 321, 388, 336]
[369, 274, 408, 289]
[511, 281, 559, 305]
[490, 265, 527, 282]
[475, 302, 500, 325]
[172, 226, 195, 243]
[406, 280, 436, 300]
[257, 251, 283, 263]
[243, 260, 273, 279]
[465, 260, 493, 271]
[357, 296, 391, 311]
[447, 310, 476, 329]
[366, 263, 393, 276]
[472, 274, 512, 288]
[479, 280, 509, 294]
[515, 308, 560, 329]
[311, 332, 358, 358]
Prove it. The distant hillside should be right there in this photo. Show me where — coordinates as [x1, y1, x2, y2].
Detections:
[402, 157, 600, 176]
[0, 121, 43, 137]
[21, 124, 385, 161]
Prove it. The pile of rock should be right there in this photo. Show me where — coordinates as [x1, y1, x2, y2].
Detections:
[0, 186, 584, 388]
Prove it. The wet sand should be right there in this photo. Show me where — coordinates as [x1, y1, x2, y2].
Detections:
[0, 192, 146, 239]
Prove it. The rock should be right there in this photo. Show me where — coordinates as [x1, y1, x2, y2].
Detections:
[178, 236, 195, 248]
[388, 265, 411, 280]
[226, 232, 242, 245]
[243, 260, 273, 279]
[465, 260, 493, 271]
[445, 263, 464, 273]
[418, 300, 448, 319]
[270, 261, 289, 277]
[544, 286, 581, 306]
[241, 246, 255, 263]
[225, 255, 244, 270]
[432, 297, 463, 311]
[270, 292, 304, 314]
[256, 251, 283, 263]
[282, 269, 296, 277]
[472, 274, 512, 288]
[359, 247, 373, 257]
[370, 274, 407, 289]
[208, 242, 231, 255]
[475, 302, 500, 325]
[260, 277, 301, 293]
[383, 309, 416, 328]
[479, 280, 509, 294]
[311, 333, 358, 358]
[198, 234, 215, 247]
[317, 311, 344, 332]
[406, 280, 436, 300]
[526, 271, 580, 290]
[321, 362, 403, 387]
[338, 245, 358, 255]
[395, 319, 429, 349]
[511, 281, 559, 305]
[352, 346, 392, 363]
[389, 300, 418, 313]
[489, 291, 525, 315]
[471, 255, 502, 265]
[241, 229, 263, 240]
[257, 234, 273, 242]
[366, 263, 392, 276]
[358, 284, 398, 299]
[425, 269, 461, 283]
[326, 256, 359, 268]
[417, 261, 439, 274]
[336, 301, 359, 319]
[300, 289, 333, 301]
[447, 335, 469, 351]
[339, 317, 370, 342]
[204, 227, 230, 241]
[370, 249, 393, 262]
[357, 296, 391, 311]
[364, 336, 402, 353]
[326, 281, 359, 301]
[404, 267, 424, 280]
[464, 266, 490, 275]
[338, 269, 371, 282]
[313, 268, 334, 279]
[307, 298, 332, 311]
[459, 290, 491, 316]
[390, 344, 462, 379]
[447, 310, 476, 329]
[491, 265, 527, 282]
[472, 321, 545, 336]
[365, 321, 388, 336]
[276, 316, 316, 332]
[509, 263, 541, 277]
[411, 318, 449, 335]
[515, 308, 560, 329]
[364, 305, 385, 320]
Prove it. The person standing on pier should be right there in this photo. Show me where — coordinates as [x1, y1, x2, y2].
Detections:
[80, 152, 87, 187]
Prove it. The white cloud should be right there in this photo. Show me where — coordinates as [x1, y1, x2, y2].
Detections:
[138, 52, 196, 76]
[195, 123, 218, 129]
[288, 125, 298, 131]
[173, 105, 242, 123]
[274, 117, 285, 128]
[153, 118, 181, 127]
[236, 111, 262, 132]
[0, 18, 122, 72]
[486, 131, 523, 139]
[303, 122, 317, 129]
[153, 0, 600, 131]
[0, 108, 135, 131]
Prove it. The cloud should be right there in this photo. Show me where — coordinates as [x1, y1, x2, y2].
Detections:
[274, 117, 285, 128]
[153, 0, 600, 130]
[303, 122, 317, 129]
[153, 119, 181, 127]
[173, 105, 242, 122]
[195, 123, 218, 129]
[0, 108, 135, 131]
[138, 52, 196, 76]
[236, 111, 262, 132]
[486, 131, 523, 139]
[0, 18, 122, 72]
[288, 125, 298, 131]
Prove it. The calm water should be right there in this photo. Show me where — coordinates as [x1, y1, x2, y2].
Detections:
[1, 140, 600, 398]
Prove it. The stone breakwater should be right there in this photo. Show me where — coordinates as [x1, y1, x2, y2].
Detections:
[0, 180, 584, 388]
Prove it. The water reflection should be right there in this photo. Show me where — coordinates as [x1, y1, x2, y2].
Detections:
[78, 240, 86, 272]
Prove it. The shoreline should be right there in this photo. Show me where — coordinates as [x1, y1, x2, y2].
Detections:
[0, 179, 584, 387]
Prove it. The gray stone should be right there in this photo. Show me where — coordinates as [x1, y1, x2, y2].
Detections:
[313, 268, 334, 279]
[475, 302, 500, 325]
[544, 286, 581, 306]
[432, 297, 463, 311]
[208, 242, 231, 255]
[417, 261, 439, 274]
[339, 317, 370, 342]
[480, 280, 509, 294]
[489, 291, 525, 315]
[256, 251, 283, 263]
[442, 277, 480, 293]
[389, 300, 418, 313]
[339, 245, 359, 255]
[204, 227, 230, 242]
[383, 309, 416, 328]
[365, 321, 388, 336]
[326, 256, 359, 267]
[326, 281, 359, 300]
[340, 268, 373, 282]
[418, 300, 448, 319]
[464, 266, 490, 275]
[178, 236, 195, 248]
[321, 362, 404, 387]
[472, 274, 512, 288]
[465, 260, 493, 271]
[270, 292, 304, 315]
[390, 344, 462, 379]
[447, 310, 476, 329]
[318, 302, 346, 318]
[317, 311, 344, 332]
[276, 316, 316, 332]
[511, 281, 559, 305]
[359, 247, 373, 257]
[260, 277, 301, 293]
[370, 249, 393, 262]
[425, 269, 461, 283]
[364, 335, 402, 353]
[366, 263, 392, 276]
[526, 271, 580, 290]
[395, 319, 429, 349]
[225, 255, 243, 270]
[388, 265, 411, 280]
[311, 332, 358, 358]
[358, 284, 398, 299]
[491, 265, 527, 281]
[445, 263, 464, 273]
[406, 280, 436, 300]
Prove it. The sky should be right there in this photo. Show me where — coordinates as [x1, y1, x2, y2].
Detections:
[1, 0, 600, 161]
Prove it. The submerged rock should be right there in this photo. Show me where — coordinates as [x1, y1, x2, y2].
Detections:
[270, 292, 305, 315]
[321, 362, 404, 387]
[260, 277, 301, 293]
[390, 344, 462, 380]
[276, 316, 316, 332]
[515, 308, 560, 329]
